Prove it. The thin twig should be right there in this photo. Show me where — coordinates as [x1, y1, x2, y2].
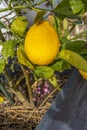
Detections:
[20, 64, 35, 108]
[38, 89, 57, 109]
[15, 75, 24, 89]
[65, 24, 75, 37]
[0, 4, 52, 13]
[3, 70, 13, 87]
[9, 0, 12, 8]
[3, 70, 27, 104]
[26, 89, 57, 121]
[0, 30, 5, 42]
[33, 0, 46, 6]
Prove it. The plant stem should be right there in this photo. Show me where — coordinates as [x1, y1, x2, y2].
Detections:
[50, 0, 53, 10]
[0, 30, 5, 42]
[0, 83, 15, 105]
[65, 24, 75, 37]
[3, 70, 13, 87]
[0, 5, 30, 13]
[9, 0, 12, 8]
[50, 0, 60, 38]
[20, 64, 35, 108]
[0, 20, 10, 30]
[15, 75, 24, 89]
[33, 0, 46, 6]
[0, 4, 51, 13]
[3, 70, 28, 104]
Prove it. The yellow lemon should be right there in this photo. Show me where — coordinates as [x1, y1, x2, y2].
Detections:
[79, 70, 87, 80]
[24, 20, 60, 65]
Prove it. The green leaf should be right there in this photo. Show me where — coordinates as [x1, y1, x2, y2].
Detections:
[17, 45, 34, 69]
[58, 50, 87, 72]
[69, 0, 84, 14]
[62, 40, 87, 54]
[49, 76, 61, 90]
[50, 60, 71, 71]
[55, 0, 72, 16]
[0, 20, 6, 29]
[34, 66, 54, 79]
[34, 10, 46, 23]
[54, 0, 84, 19]
[2, 39, 17, 62]
[11, 16, 28, 36]
[81, 0, 87, 12]
[81, 54, 87, 60]
[0, 58, 5, 73]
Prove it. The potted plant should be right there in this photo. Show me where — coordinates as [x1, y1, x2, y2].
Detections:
[0, 0, 87, 129]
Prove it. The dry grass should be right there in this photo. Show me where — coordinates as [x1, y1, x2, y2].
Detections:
[0, 89, 57, 130]
[0, 72, 69, 130]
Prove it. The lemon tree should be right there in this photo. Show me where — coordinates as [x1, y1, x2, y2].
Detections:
[0, 0, 87, 107]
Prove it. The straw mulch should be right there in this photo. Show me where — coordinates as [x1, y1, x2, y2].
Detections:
[0, 71, 70, 130]
[0, 89, 57, 130]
